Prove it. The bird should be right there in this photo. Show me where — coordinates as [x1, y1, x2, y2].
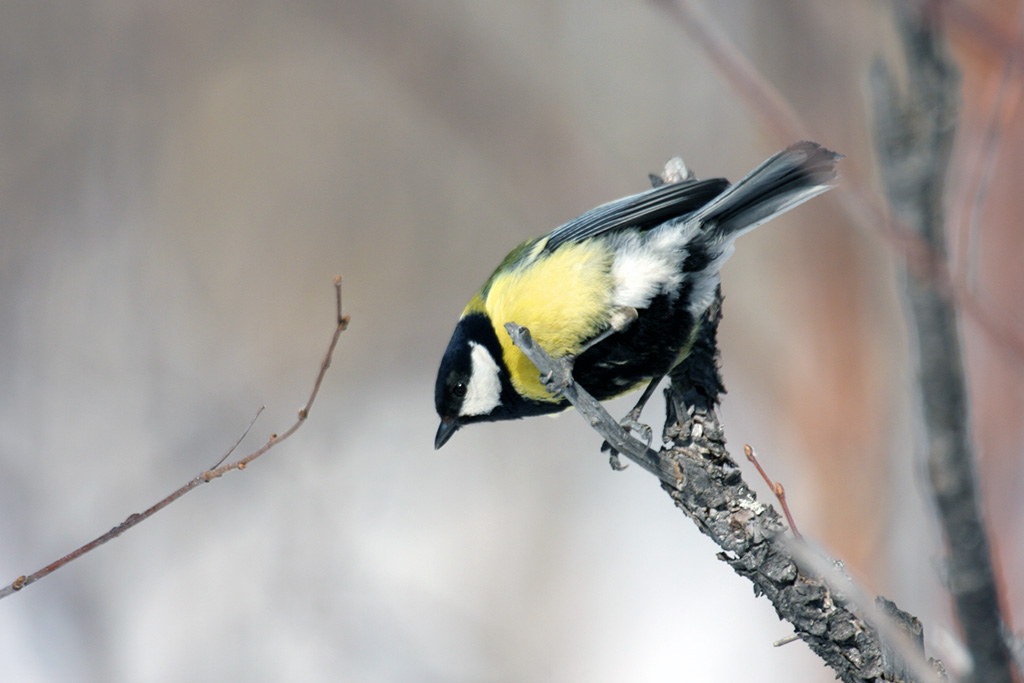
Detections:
[434, 141, 840, 449]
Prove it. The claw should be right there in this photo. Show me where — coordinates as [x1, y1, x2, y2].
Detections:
[609, 452, 628, 471]
[619, 409, 654, 449]
[600, 440, 629, 471]
[607, 448, 629, 470]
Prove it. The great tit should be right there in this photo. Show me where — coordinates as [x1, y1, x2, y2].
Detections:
[434, 141, 840, 449]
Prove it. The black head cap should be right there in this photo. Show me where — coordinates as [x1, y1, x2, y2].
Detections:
[434, 314, 507, 448]
[434, 329, 472, 448]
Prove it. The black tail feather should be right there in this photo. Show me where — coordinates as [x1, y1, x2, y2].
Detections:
[696, 141, 841, 243]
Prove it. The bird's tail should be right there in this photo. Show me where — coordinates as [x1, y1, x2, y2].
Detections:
[694, 141, 841, 243]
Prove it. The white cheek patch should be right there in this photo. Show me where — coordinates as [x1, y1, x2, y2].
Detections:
[459, 341, 502, 417]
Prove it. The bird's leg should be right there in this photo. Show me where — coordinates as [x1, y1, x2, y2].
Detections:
[618, 375, 663, 448]
[601, 377, 661, 471]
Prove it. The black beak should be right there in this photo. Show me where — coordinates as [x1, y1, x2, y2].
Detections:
[435, 417, 460, 449]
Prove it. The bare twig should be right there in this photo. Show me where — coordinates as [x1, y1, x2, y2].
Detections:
[745, 444, 802, 540]
[1, 277, 350, 601]
[209, 405, 265, 470]
[871, 4, 1018, 682]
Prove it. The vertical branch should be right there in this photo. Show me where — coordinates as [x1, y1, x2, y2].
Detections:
[871, 3, 1017, 682]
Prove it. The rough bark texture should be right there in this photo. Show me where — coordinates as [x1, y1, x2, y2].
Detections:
[659, 296, 942, 683]
[510, 291, 944, 682]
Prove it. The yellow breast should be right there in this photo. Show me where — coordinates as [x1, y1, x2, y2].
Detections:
[466, 239, 614, 401]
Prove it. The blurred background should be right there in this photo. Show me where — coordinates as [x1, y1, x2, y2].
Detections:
[0, 1, 1021, 681]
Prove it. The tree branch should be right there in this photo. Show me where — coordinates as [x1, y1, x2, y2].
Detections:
[504, 322, 678, 483]
[507, 292, 945, 683]
[1, 277, 350, 601]
[871, 4, 1019, 682]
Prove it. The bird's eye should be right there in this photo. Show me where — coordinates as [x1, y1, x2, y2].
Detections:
[452, 381, 467, 398]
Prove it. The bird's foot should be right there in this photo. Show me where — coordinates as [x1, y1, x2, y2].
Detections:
[542, 354, 577, 395]
[600, 440, 629, 471]
[619, 408, 653, 450]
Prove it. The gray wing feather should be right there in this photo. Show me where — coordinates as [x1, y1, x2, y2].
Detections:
[542, 177, 729, 253]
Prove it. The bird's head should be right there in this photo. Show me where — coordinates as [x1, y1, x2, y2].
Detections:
[434, 314, 508, 448]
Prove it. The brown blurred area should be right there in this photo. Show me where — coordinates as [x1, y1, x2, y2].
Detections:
[947, 0, 1024, 618]
[0, 1, 1020, 681]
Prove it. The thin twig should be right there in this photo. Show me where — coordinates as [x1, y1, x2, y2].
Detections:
[773, 634, 802, 648]
[209, 405, 265, 470]
[1, 278, 350, 601]
[744, 444, 802, 540]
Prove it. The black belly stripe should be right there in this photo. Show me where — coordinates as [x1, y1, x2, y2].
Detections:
[572, 284, 697, 402]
